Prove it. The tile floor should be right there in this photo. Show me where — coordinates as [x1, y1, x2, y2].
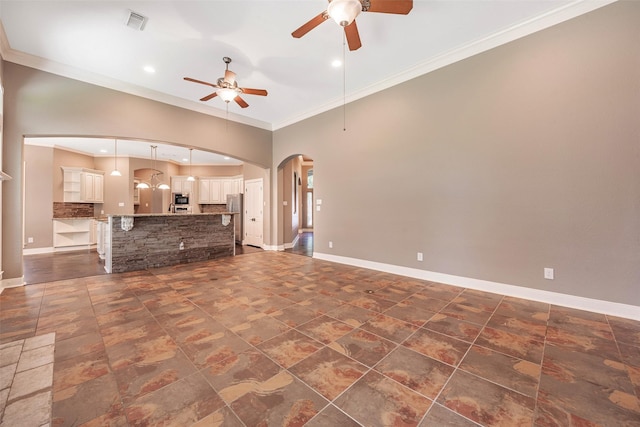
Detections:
[1, 332, 56, 427]
[1, 251, 639, 426]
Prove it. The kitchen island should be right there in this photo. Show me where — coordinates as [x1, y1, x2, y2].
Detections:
[104, 213, 236, 273]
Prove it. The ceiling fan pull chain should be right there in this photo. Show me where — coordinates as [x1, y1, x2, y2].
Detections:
[343, 30, 347, 132]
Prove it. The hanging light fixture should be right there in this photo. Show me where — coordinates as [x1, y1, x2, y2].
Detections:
[153, 145, 170, 190]
[136, 145, 153, 189]
[110, 139, 122, 176]
[327, 0, 362, 27]
[187, 148, 195, 182]
[136, 145, 169, 190]
[216, 88, 238, 102]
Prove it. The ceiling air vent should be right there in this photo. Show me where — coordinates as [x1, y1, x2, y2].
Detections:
[125, 10, 147, 31]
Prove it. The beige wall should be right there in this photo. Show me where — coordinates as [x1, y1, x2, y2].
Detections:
[273, 1, 640, 306]
[24, 145, 54, 249]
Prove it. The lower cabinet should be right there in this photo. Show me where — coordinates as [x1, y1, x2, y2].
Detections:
[53, 218, 94, 249]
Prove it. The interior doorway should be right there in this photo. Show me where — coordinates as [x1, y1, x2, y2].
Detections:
[244, 178, 264, 247]
[280, 155, 314, 257]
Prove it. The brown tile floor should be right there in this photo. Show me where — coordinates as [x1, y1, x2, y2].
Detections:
[1, 251, 639, 426]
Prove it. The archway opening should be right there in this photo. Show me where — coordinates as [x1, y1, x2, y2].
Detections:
[278, 154, 314, 257]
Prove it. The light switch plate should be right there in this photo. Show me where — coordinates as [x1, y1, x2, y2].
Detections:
[544, 268, 554, 280]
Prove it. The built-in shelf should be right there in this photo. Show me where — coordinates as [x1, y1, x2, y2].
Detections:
[53, 218, 95, 249]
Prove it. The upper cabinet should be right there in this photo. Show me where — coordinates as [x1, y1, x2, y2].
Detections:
[62, 167, 104, 203]
[198, 175, 243, 204]
[198, 178, 222, 204]
[171, 176, 195, 195]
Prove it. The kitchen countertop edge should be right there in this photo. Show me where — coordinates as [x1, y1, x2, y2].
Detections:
[105, 212, 239, 217]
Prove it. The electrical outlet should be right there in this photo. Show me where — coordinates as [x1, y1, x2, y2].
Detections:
[329, 241, 333, 249]
[179, 242, 185, 251]
[544, 268, 554, 280]
[417, 252, 423, 261]
[27, 237, 34, 243]
[118, 202, 125, 207]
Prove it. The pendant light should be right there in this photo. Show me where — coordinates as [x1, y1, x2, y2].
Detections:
[153, 145, 170, 190]
[136, 145, 153, 189]
[110, 139, 122, 176]
[187, 148, 195, 182]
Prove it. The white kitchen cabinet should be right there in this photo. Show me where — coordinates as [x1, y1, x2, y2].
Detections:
[96, 220, 107, 259]
[198, 175, 243, 204]
[233, 176, 244, 194]
[53, 218, 93, 249]
[171, 176, 195, 195]
[198, 178, 223, 204]
[62, 167, 104, 203]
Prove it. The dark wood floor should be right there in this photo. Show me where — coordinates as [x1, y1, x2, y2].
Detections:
[284, 232, 313, 257]
[23, 243, 265, 285]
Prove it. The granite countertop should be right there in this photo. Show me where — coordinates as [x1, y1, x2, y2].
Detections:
[106, 212, 238, 217]
[52, 217, 95, 220]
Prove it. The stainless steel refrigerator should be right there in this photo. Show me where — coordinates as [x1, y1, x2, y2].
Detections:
[226, 194, 243, 244]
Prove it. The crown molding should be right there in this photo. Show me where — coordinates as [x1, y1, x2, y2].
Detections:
[1, 1, 618, 132]
[271, 0, 617, 130]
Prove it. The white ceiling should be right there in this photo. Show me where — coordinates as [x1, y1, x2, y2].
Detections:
[1, 0, 612, 134]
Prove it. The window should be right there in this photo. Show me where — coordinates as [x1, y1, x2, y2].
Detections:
[307, 169, 313, 189]
[306, 192, 313, 227]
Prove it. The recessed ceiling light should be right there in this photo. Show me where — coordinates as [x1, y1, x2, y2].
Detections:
[331, 59, 342, 68]
[99, 149, 108, 153]
[143, 65, 156, 74]
[224, 156, 230, 160]
[182, 158, 188, 162]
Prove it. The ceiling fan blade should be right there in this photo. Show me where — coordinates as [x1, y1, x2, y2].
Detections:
[224, 69, 236, 85]
[367, 0, 413, 14]
[292, 12, 328, 38]
[241, 88, 268, 96]
[200, 92, 218, 102]
[184, 77, 218, 88]
[234, 96, 249, 108]
[344, 21, 362, 51]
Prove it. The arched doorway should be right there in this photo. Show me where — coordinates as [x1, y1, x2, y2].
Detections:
[278, 155, 314, 256]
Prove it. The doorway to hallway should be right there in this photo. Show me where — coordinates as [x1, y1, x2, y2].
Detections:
[284, 232, 313, 257]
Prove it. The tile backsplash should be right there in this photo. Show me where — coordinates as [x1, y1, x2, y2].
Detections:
[53, 202, 95, 218]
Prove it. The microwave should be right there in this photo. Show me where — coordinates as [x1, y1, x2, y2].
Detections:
[174, 193, 189, 205]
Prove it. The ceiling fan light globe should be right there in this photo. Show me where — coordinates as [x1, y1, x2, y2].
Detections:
[328, 0, 362, 27]
[217, 88, 237, 102]
[137, 182, 150, 189]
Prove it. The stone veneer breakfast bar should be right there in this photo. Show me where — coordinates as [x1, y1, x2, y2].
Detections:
[104, 213, 236, 273]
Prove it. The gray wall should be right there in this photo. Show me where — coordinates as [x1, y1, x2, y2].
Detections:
[273, 1, 640, 306]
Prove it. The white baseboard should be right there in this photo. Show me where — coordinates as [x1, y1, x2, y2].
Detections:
[0, 275, 25, 293]
[313, 252, 640, 321]
[283, 234, 299, 250]
[23, 247, 55, 255]
[24, 245, 97, 255]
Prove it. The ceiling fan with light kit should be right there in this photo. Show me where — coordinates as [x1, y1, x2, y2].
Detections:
[184, 57, 268, 108]
[292, 0, 413, 51]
